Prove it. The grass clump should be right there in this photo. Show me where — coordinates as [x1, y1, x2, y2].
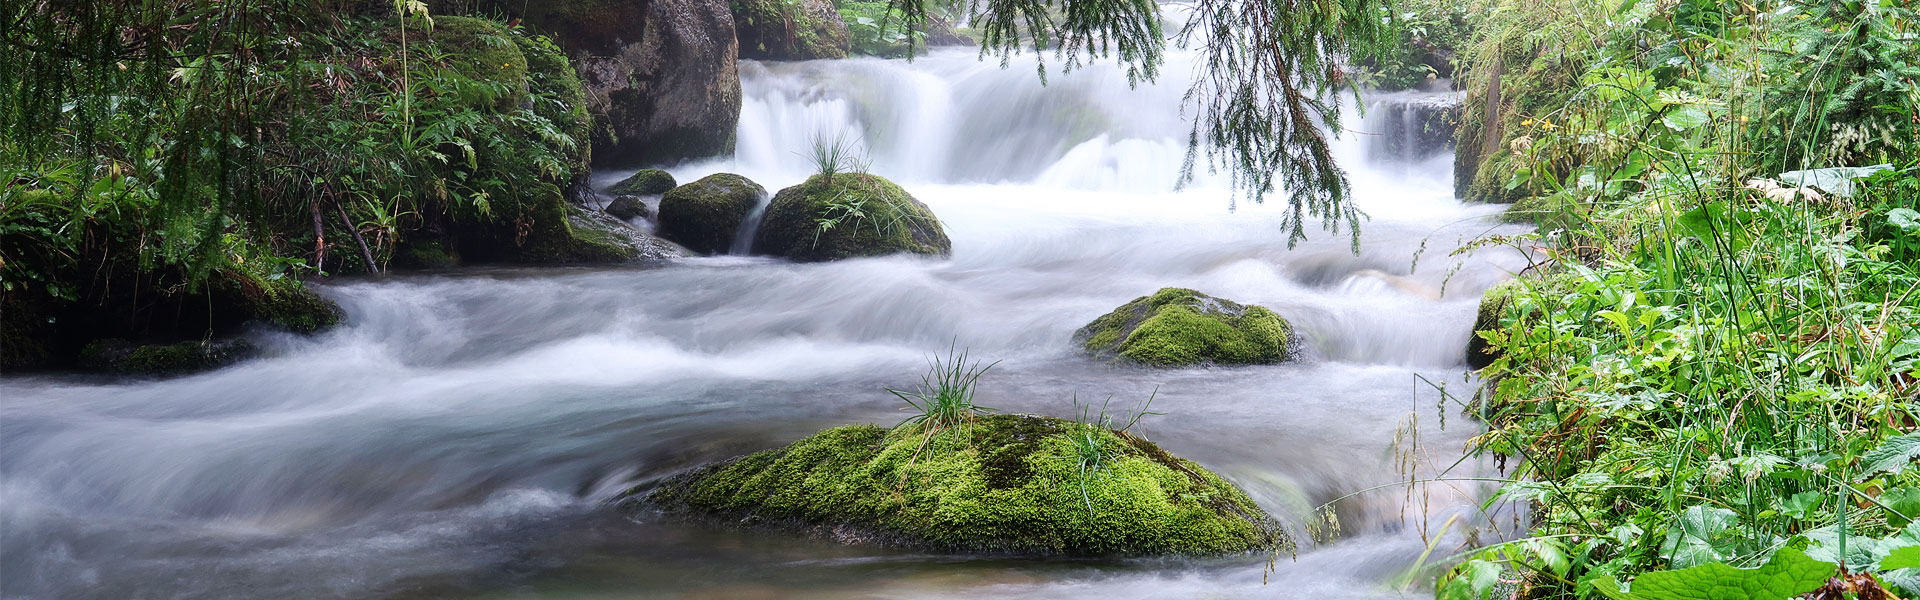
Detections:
[1075, 288, 1294, 367]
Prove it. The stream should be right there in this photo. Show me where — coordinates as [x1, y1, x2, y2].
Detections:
[2, 47, 1531, 599]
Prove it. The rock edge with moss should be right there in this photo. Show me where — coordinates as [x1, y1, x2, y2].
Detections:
[638, 414, 1284, 556]
[1075, 288, 1294, 367]
[656, 173, 767, 255]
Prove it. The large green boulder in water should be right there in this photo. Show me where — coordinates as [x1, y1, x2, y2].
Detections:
[1075, 288, 1294, 367]
[753, 173, 951, 262]
[640, 414, 1284, 556]
[657, 173, 767, 255]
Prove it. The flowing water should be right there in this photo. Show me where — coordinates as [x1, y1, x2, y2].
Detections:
[2, 47, 1531, 599]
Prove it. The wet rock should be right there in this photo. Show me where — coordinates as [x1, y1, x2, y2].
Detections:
[608, 169, 677, 196]
[79, 338, 256, 376]
[1075, 288, 1294, 367]
[1467, 278, 1526, 370]
[753, 173, 950, 261]
[640, 414, 1285, 556]
[1366, 92, 1462, 163]
[735, 0, 850, 60]
[472, 0, 742, 165]
[657, 174, 767, 255]
[605, 195, 652, 221]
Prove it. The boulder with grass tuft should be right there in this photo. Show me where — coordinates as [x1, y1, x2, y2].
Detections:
[639, 413, 1284, 556]
[1075, 288, 1294, 367]
[752, 173, 950, 262]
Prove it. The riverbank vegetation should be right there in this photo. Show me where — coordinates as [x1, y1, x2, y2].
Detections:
[0, 1, 628, 369]
[1440, 0, 1919, 597]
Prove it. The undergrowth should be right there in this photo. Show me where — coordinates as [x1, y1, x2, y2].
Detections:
[1426, 0, 1920, 598]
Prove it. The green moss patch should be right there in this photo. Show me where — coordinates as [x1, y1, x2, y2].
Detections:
[1075, 288, 1294, 367]
[642, 414, 1283, 556]
[752, 173, 951, 262]
[607, 169, 677, 196]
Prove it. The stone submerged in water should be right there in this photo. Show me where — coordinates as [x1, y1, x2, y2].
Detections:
[752, 173, 950, 262]
[78, 338, 257, 376]
[607, 169, 677, 196]
[656, 173, 767, 255]
[640, 414, 1284, 556]
[1075, 288, 1294, 367]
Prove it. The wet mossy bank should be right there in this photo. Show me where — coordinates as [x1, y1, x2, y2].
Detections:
[638, 414, 1284, 556]
[1076, 288, 1295, 367]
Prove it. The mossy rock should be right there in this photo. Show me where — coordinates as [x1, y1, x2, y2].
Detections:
[753, 173, 951, 262]
[656, 173, 766, 255]
[78, 338, 255, 376]
[734, 0, 851, 60]
[1075, 288, 1294, 367]
[393, 239, 462, 269]
[607, 169, 677, 196]
[212, 269, 343, 334]
[641, 414, 1284, 556]
[520, 186, 647, 262]
[605, 195, 650, 221]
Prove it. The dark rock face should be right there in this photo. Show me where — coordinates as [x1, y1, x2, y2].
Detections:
[735, 0, 851, 60]
[657, 173, 767, 255]
[1366, 92, 1463, 164]
[470, 0, 742, 166]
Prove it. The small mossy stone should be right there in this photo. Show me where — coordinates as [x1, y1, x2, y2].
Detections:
[1467, 277, 1543, 370]
[212, 268, 343, 334]
[752, 173, 951, 262]
[642, 414, 1283, 556]
[608, 169, 677, 196]
[656, 173, 766, 255]
[1074, 288, 1293, 367]
[605, 195, 651, 221]
[519, 183, 647, 262]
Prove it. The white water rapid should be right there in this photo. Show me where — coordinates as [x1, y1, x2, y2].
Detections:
[2, 47, 1529, 599]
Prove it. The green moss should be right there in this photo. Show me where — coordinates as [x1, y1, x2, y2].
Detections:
[645, 414, 1283, 556]
[394, 239, 462, 269]
[210, 268, 342, 333]
[79, 338, 254, 376]
[656, 173, 765, 255]
[1466, 279, 1522, 370]
[518, 184, 644, 262]
[607, 169, 678, 196]
[1076, 288, 1294, 367]
[752, 173, 951, 262]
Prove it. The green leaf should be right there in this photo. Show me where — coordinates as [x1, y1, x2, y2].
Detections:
[1886, 546, 1920, 571]
[1861, 432, 1920, 479]
[1662, 106, 1710, 131]
[1438, 559, 1504, 600]
[1885, 487, 1920, 528]
[1660, 505, 1739, 568]
[1889, 208, 1920, 232]
[1590, 548, 1836, 600]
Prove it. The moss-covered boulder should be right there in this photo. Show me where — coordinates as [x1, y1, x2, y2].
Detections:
[1075, 288, 1294, 367]
[607, 169, 677, 196]
[641, 414, 1283, 556]
[752, 173, 951, 262]
[605, 195, 651, 221]
[735, 0, 852, 60]
[656, 173, 767, 255]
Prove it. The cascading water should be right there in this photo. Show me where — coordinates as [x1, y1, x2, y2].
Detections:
[4, 45, 1531, 599]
